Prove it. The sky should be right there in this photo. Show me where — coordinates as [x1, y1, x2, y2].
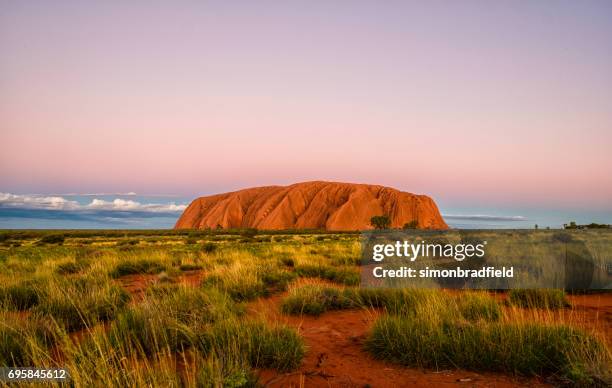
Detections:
[1, 1, 611, 227]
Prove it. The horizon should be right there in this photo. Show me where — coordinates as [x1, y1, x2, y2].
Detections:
[2, 1, 612, 225]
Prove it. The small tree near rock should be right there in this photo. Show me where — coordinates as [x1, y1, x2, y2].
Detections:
[370, 215, 391, 230]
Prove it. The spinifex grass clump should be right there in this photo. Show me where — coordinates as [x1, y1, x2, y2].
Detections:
[110, 258, 166, 278]
[35, 275, 129, 332]
[106, 286, 238, 355]
[203, 259, 295, 301]
[366, 291, 609, 384]
[281, 285, 355, 316]
[0, 279, 43, 310]
[508, 289, 570, 309]
[456, 292, 502, 322]
[368, 316, 609, 384]
[294, 263, 360, 285]
[198, 319, 305, 372]
[0, 313, 59, 367]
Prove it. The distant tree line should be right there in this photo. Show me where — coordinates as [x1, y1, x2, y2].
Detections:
[563, 221, 610, 230]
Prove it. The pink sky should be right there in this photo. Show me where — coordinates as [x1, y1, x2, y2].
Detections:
[1, 2, 611, 208]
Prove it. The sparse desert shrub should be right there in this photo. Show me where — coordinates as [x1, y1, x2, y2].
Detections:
[508, 289, 569, 309]
[110, 259, 165, 278]
[366, 315, 609, 384]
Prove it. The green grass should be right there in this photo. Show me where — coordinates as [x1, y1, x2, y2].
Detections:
[294, 263, 360, 285]
[508, 289, 570, 309]
[281, 285, 354, 316]
[0, 230, 610, 386]
[0, 280, 42, 310]
[198, 319, 305, 372]
[110, 258, 166, 278]
[0, 313, 58, 366]
[35, 276, 129, 332]
[367, 315, 609, 384]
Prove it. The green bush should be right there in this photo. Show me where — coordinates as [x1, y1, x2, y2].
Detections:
[39, 234, 65, 245]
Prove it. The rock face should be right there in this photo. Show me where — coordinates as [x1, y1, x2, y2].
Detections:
[175, 181, 448, 230]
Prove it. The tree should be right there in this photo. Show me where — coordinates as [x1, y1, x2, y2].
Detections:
[402, 220, 418, 229]
[370, 215, 391, 230]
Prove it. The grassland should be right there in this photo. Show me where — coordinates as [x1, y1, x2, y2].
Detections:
[0, 230, 610, 387]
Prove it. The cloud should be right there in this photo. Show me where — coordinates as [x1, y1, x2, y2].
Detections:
[0, 193, 80, 210]
[0, 193, 186, 213]
[85, 198, 186, 212]
[443, 214, 526, 221]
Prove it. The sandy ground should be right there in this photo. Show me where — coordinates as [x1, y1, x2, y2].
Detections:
[115, 273, 610, 387]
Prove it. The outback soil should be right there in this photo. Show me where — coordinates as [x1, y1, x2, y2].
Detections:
[113, 274, 611, 387]
[248, 290, 612, 388]
[174, 181, 448, 230]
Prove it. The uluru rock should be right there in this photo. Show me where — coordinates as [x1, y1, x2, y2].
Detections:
[175, 181, 448, 230]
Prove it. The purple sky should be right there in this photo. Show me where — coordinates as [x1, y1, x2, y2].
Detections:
[1, 1, 611, 209]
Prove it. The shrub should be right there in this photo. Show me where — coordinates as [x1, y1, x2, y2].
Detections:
[370, 215, 391, 230]
[39, 234, 65, 245]
[508, 289, 569, 309]
[402, 220, 418, 229]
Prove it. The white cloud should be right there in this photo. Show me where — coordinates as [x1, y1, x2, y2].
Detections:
[0, 193, 186, 213]
[443, 214, 526, 221]
[0, 193, 80, 210]
[85, 198, 186, 212]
